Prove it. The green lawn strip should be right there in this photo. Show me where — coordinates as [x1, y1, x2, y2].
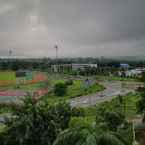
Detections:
[69, 93, 141, 132]
[67, 80, 104, 98]
[18, 83, 43, 91]
[96, 75, 139, 82]
[0, 107, 12, 114]
[94, 92, 140, 119]
[0, 71, 16, 81]
[69, 116, 95, 128]
[0, 124, 6, 133]
[44, 79, 104, 102]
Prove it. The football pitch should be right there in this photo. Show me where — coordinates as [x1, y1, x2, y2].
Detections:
[0, 71, 16, 81]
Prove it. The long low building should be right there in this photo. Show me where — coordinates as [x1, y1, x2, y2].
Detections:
[125, 68, 145, 77]
[50, 63, 98, 72]
[71, 63, 98, 70]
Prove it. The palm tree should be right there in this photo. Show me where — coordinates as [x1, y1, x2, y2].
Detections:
[53, 126, 126, 145]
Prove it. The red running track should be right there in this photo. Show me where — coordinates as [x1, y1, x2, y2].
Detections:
[0, 91, 26, 97]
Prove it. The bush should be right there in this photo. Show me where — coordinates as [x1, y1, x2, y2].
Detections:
[54, 82, 67, 96]
[103, 111, 125, 131]
[71, 107, 85, 117]
[69, 117, 91, 128]
[65, 80, 73, 86]
[136, 91, 145, 113]
[0, 98, 72, 145]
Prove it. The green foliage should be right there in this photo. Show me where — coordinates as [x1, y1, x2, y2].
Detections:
[103, 111, 125, 131]
[136, 90, 145, 114]
[1, 97, 72, 145]
[96, 93, 139, 119]
[54, 82, 67, 96]
[0, 71, 16, 81]
[53, 125, 129, 145]
[97, 133, 125, 145]
[65, 80, 73, 86]
[96, 105, 125, 131]
[140, 72, 145, 82]
[116, 122, 134, 145]
[69, 117, 94, 128]
[71, 107, 85, 117]
[54, 100, 134, 145]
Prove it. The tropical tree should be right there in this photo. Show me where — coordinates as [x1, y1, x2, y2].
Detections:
[1, 97, 72, 145]
[53, 125, 131, 145]
[53, 107, 133, 145]
[54, 82, 67, 96]
[136, 90, 145, 113]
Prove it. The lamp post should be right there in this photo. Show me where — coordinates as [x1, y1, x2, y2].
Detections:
[9, 49, 12, 57]
[54, 45, 58, 60]
[54, 45, 58, 73]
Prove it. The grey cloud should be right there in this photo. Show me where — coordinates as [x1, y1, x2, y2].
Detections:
[0, 0, 145, 57]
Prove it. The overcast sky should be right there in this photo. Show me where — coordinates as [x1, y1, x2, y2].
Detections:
[0, 0, 145, 58]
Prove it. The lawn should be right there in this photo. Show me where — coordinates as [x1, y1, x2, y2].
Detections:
[67, 80, 104, 98]
[0, 124, 6, 133]
[17, 82, 45, 91]
[0, 71, 16, 81]
[43, 79, 104, 103]
[81, 93, 141, 121]
[96, 75, 139, 82]
[72, 93, 140, 124]
[103, 92, 140, 119]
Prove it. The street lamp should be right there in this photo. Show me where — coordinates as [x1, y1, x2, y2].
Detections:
[9, 49, 12, 57]
[54, 45, 58, 60]
[54, 45, 58, 73]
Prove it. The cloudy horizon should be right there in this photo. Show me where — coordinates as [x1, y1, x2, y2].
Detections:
[0, 0, 145, 58]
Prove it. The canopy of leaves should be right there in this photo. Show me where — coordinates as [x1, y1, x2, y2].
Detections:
[53, 125, 131, 145]
[54, 82, 67, 96]
[1, 97, 72, 145]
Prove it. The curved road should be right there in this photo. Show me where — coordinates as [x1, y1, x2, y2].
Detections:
[0, 81, 143, 122]
[70, 81, 143, 107]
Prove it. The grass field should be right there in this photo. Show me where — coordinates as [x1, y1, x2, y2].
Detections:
[96, 75, 138, 81]
[0, 71, 16, 81]
[44, 79, 104, 104]
[81, 93, 141, 122]
[69, 92, 141, 131]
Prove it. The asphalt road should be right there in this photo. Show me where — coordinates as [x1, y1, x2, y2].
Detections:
[70, 81, 143, 107]
[0, 81, 143, 123]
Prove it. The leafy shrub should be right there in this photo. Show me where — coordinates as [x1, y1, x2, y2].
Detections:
[136, 91, 145, 113]
[65, 80, 73, 86]
[0, 97, 72, 145]
[103, 111, 125, 131]
[54, 82, 67, 96]
[71, 107, 85, 117]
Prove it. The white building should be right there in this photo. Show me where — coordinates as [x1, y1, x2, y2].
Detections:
[71, 63, 98, 71]
[125, 68, 145, 77]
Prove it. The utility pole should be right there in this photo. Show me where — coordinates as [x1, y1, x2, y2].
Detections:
[54, 45, 58, 73]
[9, 49, 12, 57]
[54, 45, 58, 60]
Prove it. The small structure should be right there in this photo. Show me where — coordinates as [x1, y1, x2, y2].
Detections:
[50, 63, 98, 73]
[71, 63, 98, 71]
[120, 63, 130, 69]
[125, 68, 145, 77]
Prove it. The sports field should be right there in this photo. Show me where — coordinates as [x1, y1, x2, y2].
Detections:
[0, 71, 16, 81]
[0, 71, 49, 103]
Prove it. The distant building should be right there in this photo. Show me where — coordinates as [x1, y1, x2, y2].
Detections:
[120, 63, 130, 69]
[71, 63, 98, 71]
[50, 63, 98, 72]
[125, 68, 145, 77]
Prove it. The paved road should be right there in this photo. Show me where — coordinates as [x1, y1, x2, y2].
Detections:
[70, 81, 143, 107]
